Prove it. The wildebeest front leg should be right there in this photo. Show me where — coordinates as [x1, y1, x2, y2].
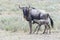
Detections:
[36, 25, 41, 34]
[33, 25, 39, 34]
[29, 21, 32, 34]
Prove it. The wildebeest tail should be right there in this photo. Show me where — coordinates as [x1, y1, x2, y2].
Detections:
[48, 14, 54, 28]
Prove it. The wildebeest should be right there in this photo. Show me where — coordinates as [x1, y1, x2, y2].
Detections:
[19, 5, 54, 34]
[33, 19, 51, 34]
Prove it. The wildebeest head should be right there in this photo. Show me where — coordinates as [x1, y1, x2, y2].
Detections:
[19, 5, 36, 21]
[19, 5, 30, 20]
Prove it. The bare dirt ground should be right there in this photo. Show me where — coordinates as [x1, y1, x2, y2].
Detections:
[0, 30, 60, 40]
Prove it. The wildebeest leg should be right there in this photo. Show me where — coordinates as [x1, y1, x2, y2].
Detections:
[29, 21, 32, 34]
[47, 24, 51, 34]
[36, 25, 41, 34]
[43, 25, 47, 34]
[33, 25, 39, 34]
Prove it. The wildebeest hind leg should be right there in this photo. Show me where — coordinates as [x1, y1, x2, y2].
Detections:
[43, 25, 47, 34]
[48, 24, 51, 34]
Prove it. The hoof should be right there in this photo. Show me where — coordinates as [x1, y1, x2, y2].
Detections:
[36, 32, 38, 34]
[43, 32, 45, 34]
[29, 32, 32, 34]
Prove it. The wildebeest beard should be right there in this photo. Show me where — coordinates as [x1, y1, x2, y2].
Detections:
[23, 8, 30, 21]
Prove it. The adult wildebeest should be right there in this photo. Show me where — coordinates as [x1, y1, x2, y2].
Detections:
[33, 19, 51, 34]
[19, 5, 54, 34]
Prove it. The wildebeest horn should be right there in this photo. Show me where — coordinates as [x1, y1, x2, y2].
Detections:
[28, 5, 35, 9]
[19, 5, 20, 8]
[18, 5, 23, 9]
[28, 5, 30, 8]
[27, 3, 30, 7]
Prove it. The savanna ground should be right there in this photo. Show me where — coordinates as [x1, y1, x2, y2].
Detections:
[0, 0, 60, 40]
[0, 30, 60, 40]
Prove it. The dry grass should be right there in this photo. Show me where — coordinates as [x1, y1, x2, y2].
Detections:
[0, 0, 60, 32]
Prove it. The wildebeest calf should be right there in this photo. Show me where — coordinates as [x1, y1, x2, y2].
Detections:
[33, 19, 51, 34]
